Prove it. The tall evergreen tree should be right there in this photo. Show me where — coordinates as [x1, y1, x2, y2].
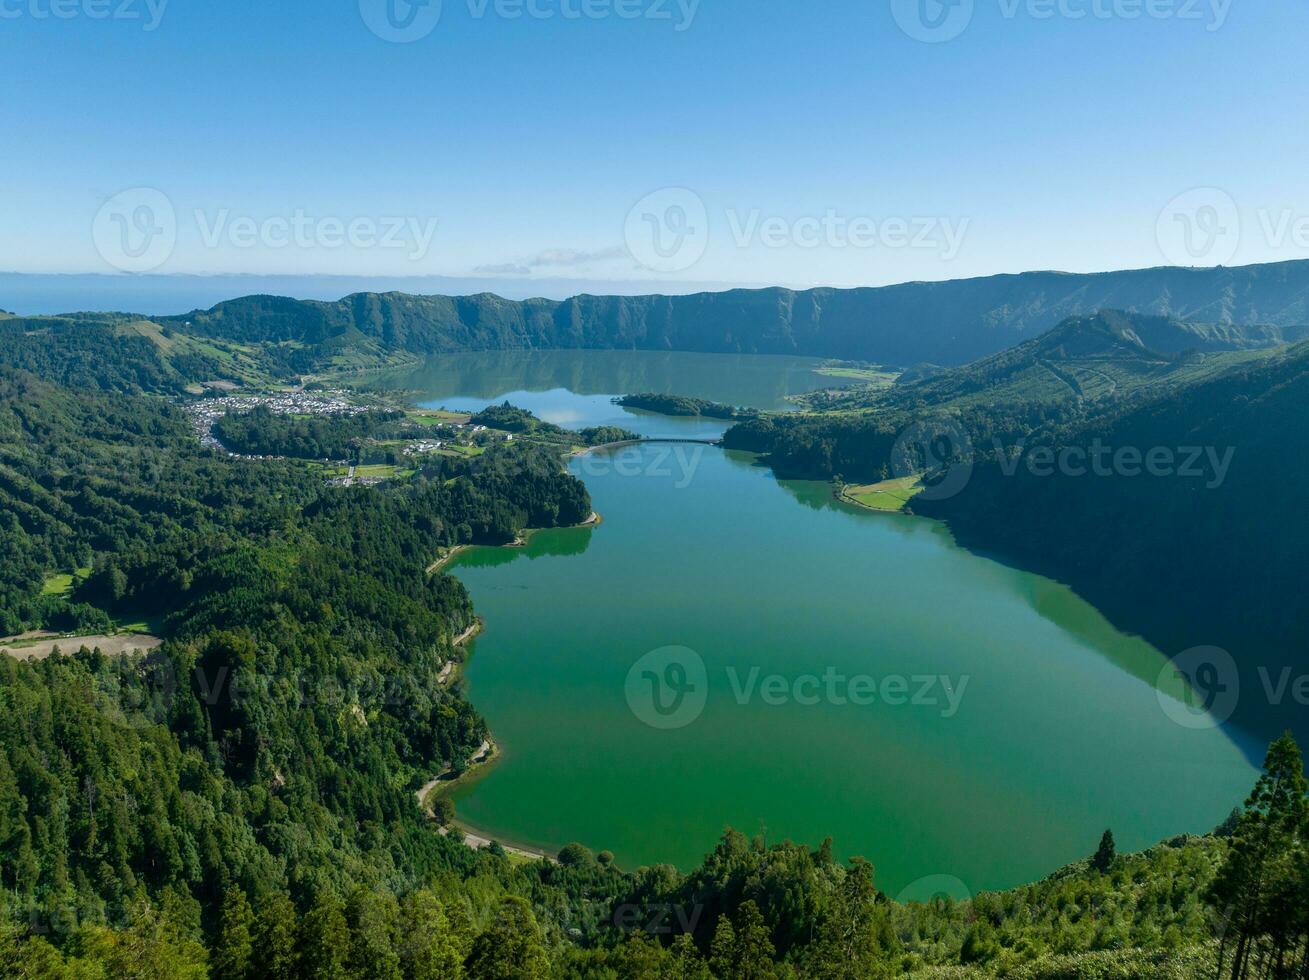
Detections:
[211, 887, 253, 980]
[1092, 830, 1117, 873]
[1209, 733, 1308, 980]
[463, 896, 549, 980]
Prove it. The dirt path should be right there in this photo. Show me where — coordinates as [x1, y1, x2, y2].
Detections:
[426, 545, 471, 575]
[0, 633, 161, 661]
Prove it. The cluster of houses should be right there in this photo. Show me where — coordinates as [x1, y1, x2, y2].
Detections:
[403, 440, 444, 456]
[185, 390, 365, 455]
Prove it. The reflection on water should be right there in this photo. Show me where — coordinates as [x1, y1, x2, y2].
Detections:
[443, 441, 1257, 893]
[368, 349, 848, 414]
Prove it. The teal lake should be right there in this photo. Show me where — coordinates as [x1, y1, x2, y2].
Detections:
[390, 351, 1259, 897]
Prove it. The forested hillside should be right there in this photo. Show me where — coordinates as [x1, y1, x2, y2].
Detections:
[914, 339, 1309, 747]
[723, 315, 1309, 749]
[722, 311, 1295, 482]
[162, 259, 1309, 368]
[0, 302, 1303, 973]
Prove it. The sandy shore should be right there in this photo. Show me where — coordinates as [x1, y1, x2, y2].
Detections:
[439, 821, 556, 863]
[416, 740, 558, 863]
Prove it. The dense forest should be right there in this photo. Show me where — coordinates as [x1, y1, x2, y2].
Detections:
[723, 321, 1309, 749]
[214, 407, 410, 460]
[614, 394, 755, 420]
[2, 307, 1308, 977]
[914, 340, 1309, 748]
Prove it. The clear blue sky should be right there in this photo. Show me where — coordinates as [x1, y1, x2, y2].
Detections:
[2, 0, 1306, 292]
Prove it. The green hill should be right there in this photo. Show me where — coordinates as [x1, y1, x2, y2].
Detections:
[912, 339, 1309, 748]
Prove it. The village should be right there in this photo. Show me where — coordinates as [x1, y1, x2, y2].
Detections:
[183, 388, 510, 485]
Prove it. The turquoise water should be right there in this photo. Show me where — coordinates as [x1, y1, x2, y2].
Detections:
[383, 351, 1259, 897]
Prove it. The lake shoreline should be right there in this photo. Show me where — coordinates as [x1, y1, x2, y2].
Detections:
[427, 511, 602, 574]
[419, 739, 561, 864]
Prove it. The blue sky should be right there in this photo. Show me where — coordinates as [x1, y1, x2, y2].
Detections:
[2, 0, 1307, 294]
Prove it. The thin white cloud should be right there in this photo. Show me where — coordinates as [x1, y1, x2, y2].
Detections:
[475, 245, 629, 276]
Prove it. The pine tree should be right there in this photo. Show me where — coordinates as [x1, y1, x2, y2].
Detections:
[733, 900, 777, 979]
[397, 890, 463, 980]
[344, 887, 402, 980]
[708, 901, 777, 980]
[212, 887, 254, 980]
[252, 892, 299, 980]
[1092, 829, 1116, 873]
[463, 896, 549, 979]
[296, 891, 350, 980]
[1209, 733, 1308, 980]
[708, 915, 737, 979]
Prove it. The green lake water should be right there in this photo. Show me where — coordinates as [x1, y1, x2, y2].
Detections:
[395, 351, 1259, 897]
[381, 349, 850, 440]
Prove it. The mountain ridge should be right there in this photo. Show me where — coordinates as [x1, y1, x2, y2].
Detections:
[154, 258, 1309, 368]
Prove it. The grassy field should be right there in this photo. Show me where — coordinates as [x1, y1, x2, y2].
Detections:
[818, 364, 900, 387]
[40, 567, 91, 597]
[408, 409, 472, 426]
[842, 475, 924, 512]
[354, 464, 416, 480]
[437, 444, 483, 458]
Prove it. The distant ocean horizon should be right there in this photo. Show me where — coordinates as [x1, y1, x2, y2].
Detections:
[0, 272, 756, 317]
